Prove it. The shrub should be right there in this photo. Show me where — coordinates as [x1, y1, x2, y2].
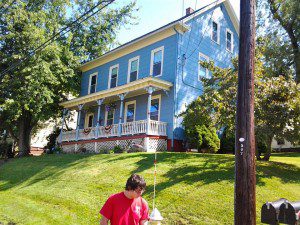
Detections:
[195, 125, 220, 153]
[0, 142, 14, 158]
[113, 145, 124, 153]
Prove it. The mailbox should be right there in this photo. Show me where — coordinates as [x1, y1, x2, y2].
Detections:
[261, 198, 287, 224]
[278, 201, 300, 224]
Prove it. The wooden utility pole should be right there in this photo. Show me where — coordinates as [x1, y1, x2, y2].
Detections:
[235, 0, 256, 224]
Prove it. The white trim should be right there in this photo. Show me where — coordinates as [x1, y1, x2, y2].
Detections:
[127, 56, 140, 83]
[226, 28, 233, 53]
[104, 109, 115, 126]
[124, 100, 136, 122]
[151, 95, 161, 121]
[150, 46, 164, 77]
[88, 72, 98, 94]
[211, 20, 220, 44]
[198, 53, 210, 80]
[84, 113, 94, 128]
[108, 64, 119, 89]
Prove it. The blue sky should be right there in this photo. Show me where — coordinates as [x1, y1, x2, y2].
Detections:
[114, 0, 240, 45]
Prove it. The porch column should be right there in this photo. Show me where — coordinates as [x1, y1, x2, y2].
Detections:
[146, 87, 154, 135]
[117, 93, 127, 137]
[95, 99, 104, 139]
[59, 109, 68, 144]
[75, 104, 84, 141]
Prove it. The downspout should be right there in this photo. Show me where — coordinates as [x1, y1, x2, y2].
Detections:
[173, 26, 180, 151]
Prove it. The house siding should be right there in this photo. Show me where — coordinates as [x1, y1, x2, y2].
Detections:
[174, 3, 239, 141]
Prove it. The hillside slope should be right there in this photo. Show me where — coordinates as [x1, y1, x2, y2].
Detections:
[0, 153, 299, 224]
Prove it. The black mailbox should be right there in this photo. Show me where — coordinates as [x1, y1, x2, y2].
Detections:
[261, 198, 287, 224]
[278, 201, 300, 224]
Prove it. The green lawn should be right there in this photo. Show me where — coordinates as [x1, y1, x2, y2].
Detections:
[0, 152, 299, 225]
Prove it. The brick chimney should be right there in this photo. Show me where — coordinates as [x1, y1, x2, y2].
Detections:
[186, 7, 194, 15]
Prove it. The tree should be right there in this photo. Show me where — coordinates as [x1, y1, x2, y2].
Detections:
[257, 0, 300, 82]
[181, 99, 220, 153]
[0, 0, 137, 156]
[187, 54, 299, 161]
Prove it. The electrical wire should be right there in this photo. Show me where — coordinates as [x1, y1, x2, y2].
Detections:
[0, 0, 115, 80]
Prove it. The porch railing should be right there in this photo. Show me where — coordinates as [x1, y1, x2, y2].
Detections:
[60, 119, 167, 142]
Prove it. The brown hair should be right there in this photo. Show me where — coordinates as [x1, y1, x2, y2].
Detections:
[125, 174, 146, 191]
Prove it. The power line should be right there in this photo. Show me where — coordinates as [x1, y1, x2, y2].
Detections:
[0, 0, 115, 81]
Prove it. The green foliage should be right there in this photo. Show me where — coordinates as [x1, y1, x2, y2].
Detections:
[197, 54, 300, 160]
[0, 153, 299, 224]
[195, 125, 220, 153]
[0, 0, 137, 156]
[113, 145, 125, 154]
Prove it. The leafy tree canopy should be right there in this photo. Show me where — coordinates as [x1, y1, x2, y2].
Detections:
[183, 51, 299, 161]
[0, 0, 137, 156]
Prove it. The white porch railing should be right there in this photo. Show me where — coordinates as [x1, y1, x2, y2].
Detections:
[60, 120, 167, 142]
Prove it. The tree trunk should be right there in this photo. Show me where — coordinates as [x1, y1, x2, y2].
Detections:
[262, 137, 273, 161]
[17, 110, 33, 157]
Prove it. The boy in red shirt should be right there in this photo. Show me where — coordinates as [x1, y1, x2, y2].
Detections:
[100, 174, 149, 225]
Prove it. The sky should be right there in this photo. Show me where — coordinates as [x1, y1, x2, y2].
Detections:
[114, 0, 240, 45]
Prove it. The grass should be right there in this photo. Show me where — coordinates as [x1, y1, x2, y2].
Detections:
[0, 152, 299, 225]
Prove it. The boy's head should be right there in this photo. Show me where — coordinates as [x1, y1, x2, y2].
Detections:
[125, 174, 146, 195]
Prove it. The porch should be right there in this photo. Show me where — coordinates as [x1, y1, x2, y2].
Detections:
[61, 119, 167, 142]
[58, 77, 173, 152]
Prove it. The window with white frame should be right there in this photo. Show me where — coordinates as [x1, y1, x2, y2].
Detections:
[150, 46, 164, 76]
[105, 110, 115, 125]
[150, 95, 161, 121]
[85, 113, 94, 128]
[128, 57, 139, 83]
[89, 73, 97, 94]
[211, 21, 220, 44]
[199, 53, 210, 79]
[124, 100, 136, 122]
[226, 29, 233, 52]
[109, 65, 118, 88]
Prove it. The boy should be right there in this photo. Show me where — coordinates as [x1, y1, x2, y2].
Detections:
[100, 174, 149, 225]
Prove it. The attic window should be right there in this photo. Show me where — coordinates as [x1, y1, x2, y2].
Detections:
[226, 29, 233, 52]
[212, 21, 220, 44]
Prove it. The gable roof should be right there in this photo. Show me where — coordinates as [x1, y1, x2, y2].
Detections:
[80, 0, 239, 72]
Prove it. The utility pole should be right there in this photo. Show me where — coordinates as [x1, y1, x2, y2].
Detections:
[235, 0, 256, 224]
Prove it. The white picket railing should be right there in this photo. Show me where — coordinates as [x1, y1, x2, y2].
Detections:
[60, 119, 167, 142]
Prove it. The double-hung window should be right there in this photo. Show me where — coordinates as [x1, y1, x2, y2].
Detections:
[124, 100, 136, 122]
[85, 113, 94, 128]
[89, 73, 97, 94]
[211, 21, 220, 44]
[150, 46, 164, 76]
[226, 29, 233, 52]
[150, 95, 161, 121]
[199, 53, 210, 79]
[128, 57, 139, 83]
[109, 65, 118, 88]
[105, 110, 114, 126]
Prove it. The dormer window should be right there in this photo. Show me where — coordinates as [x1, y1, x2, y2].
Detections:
[150, 46, 164, 77]
[212, 21, 220, 44]
[226, 29, 233, 52]
[109, 65, 118, 88]
[128, 56, 139, 83]
[89, 73, 97, 94]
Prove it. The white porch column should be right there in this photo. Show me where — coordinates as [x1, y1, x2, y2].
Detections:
[95, 99, 104, 139]
[117, 93, 127, 137]
[146, 87, 154, 135]
[75, 104, 84, 141]
[59, 109, 68, 144]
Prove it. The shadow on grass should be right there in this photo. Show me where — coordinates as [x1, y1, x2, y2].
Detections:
[0, 154, 100, 191]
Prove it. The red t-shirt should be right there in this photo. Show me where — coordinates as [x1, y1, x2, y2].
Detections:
[100, 192, 149, 225]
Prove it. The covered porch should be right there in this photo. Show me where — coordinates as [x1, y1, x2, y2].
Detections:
[59, 77, 173, 152]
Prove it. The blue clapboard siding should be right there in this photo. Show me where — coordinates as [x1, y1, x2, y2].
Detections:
[174, 3, 239, 140]
[80, 35, 177, 96]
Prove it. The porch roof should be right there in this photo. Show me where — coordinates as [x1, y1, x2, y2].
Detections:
[59, 77, 173, 110]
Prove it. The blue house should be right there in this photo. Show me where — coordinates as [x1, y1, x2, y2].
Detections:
[59, 0, 239, 153]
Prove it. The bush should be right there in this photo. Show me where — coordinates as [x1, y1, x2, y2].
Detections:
[46, 146, 62, 154]
[0, 142, 14, 158]
[195, 125, 220, 153]
[113, 145, 124, 153]
[219, 128, 235, 154]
